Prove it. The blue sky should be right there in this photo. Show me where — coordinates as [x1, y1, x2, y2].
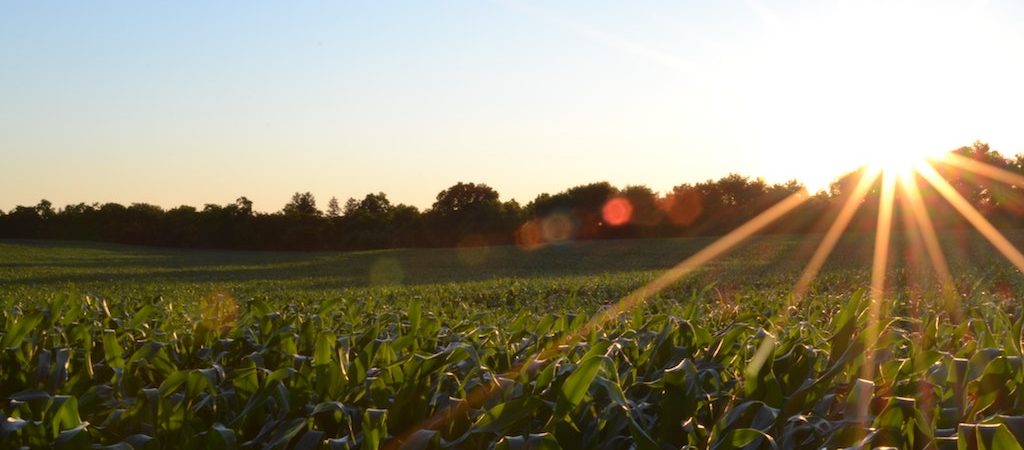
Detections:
[3, 1, 1023, 212]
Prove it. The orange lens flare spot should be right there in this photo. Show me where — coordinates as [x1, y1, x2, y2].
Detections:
[516, 213, 578, 249]
[659, 190, 702, 225]
[602, 197, 633, 226]
[515, 220, 545, 250]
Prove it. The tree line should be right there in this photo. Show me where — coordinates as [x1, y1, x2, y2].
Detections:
[2, 143, 1022, 251]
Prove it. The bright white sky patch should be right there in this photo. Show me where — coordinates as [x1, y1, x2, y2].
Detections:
[725, 0, 1024, 191]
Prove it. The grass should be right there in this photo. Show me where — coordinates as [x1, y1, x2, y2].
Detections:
[0, 235, 804, 308]
[3, 232, 1024, 449]
[0, 230, 1014, 306]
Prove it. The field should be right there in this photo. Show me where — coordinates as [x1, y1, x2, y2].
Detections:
[3, 232, 1024, 449]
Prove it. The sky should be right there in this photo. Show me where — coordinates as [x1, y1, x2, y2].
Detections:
[3, 0, 1024, 212]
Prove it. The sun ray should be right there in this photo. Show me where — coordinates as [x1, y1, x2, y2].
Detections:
[894, 169, 965, 429]
[937, 152, 1024, 214]
[850, 170, 897, 425]
[917, 162, 1024, 273]
[860, 171, 897, 390]
[941, 152, 1024, 187]
[384, 191, 809, 447]
[387, 152, 1024, 446]
[896, 172, 960, 320]
[793, 167, 881, 300]
[576, 191, 809, 337]
[895, 184, 928, 294]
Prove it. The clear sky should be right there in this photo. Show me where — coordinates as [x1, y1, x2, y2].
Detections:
[3, 1, 1024, 212]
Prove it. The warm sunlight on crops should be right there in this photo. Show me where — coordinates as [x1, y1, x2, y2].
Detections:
[10, 1, 1024, 448]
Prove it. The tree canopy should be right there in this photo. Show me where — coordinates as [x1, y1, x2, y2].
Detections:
[2, 143, 1021, 251]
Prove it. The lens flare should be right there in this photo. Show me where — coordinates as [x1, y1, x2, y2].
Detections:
[541, 212, 575, 242]
[515, 220, 545, 250]
[456, 235, 490, 266]
[659, 190, 703, 225]
[601, 197, 633, 226]
[390, 147, 1024, 446]
[385, 191, 808, 448]
[200, 291, 238, 336]
[369, 258, 404, 286]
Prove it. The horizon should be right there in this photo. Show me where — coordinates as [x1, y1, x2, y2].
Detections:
[2, 143, 1016, 215]
[3, 1, 1024, 212]
[6, 172, 809, 214]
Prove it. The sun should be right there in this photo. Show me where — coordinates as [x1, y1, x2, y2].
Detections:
[728, 1, 1024, 192]
[860, 146, 948, 178]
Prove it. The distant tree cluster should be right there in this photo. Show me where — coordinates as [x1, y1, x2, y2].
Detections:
[1, 143, 1022, 251]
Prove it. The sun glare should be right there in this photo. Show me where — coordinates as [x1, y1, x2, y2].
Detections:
[731, 1, 1024, 191]
[862, 146, 947, 178]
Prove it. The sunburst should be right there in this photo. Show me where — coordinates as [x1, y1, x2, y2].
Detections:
[387, 0, 1024, 438]
[387, 148, 1024, 446]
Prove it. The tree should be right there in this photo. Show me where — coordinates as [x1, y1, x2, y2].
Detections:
[715, 174, 767, 207]
[36, 199, 55, 220]
[345, 193, 392, 216]
[233, 197, 253, 217]
[121, 203, 165, 244]
[431, 183, 499, 215]
[662, 183, 703, 227]
[526, 182, 618, 240]
[620, 185, 662, 228]
[556, 182, 618, 215]
[390, 204, 424, 248]
[948, 141, 1007, 214]
[2, 142, 1020, 250]
[681, 174, 781, 235]
[426, 182, 511, 246]
[0, 205, 44, 238]
[326, 196, 341, 218]
[282, 192, 321, 218]
[336, 193, 398, 249]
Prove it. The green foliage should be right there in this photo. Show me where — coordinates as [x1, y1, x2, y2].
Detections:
[5, 235, 1024, 447]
